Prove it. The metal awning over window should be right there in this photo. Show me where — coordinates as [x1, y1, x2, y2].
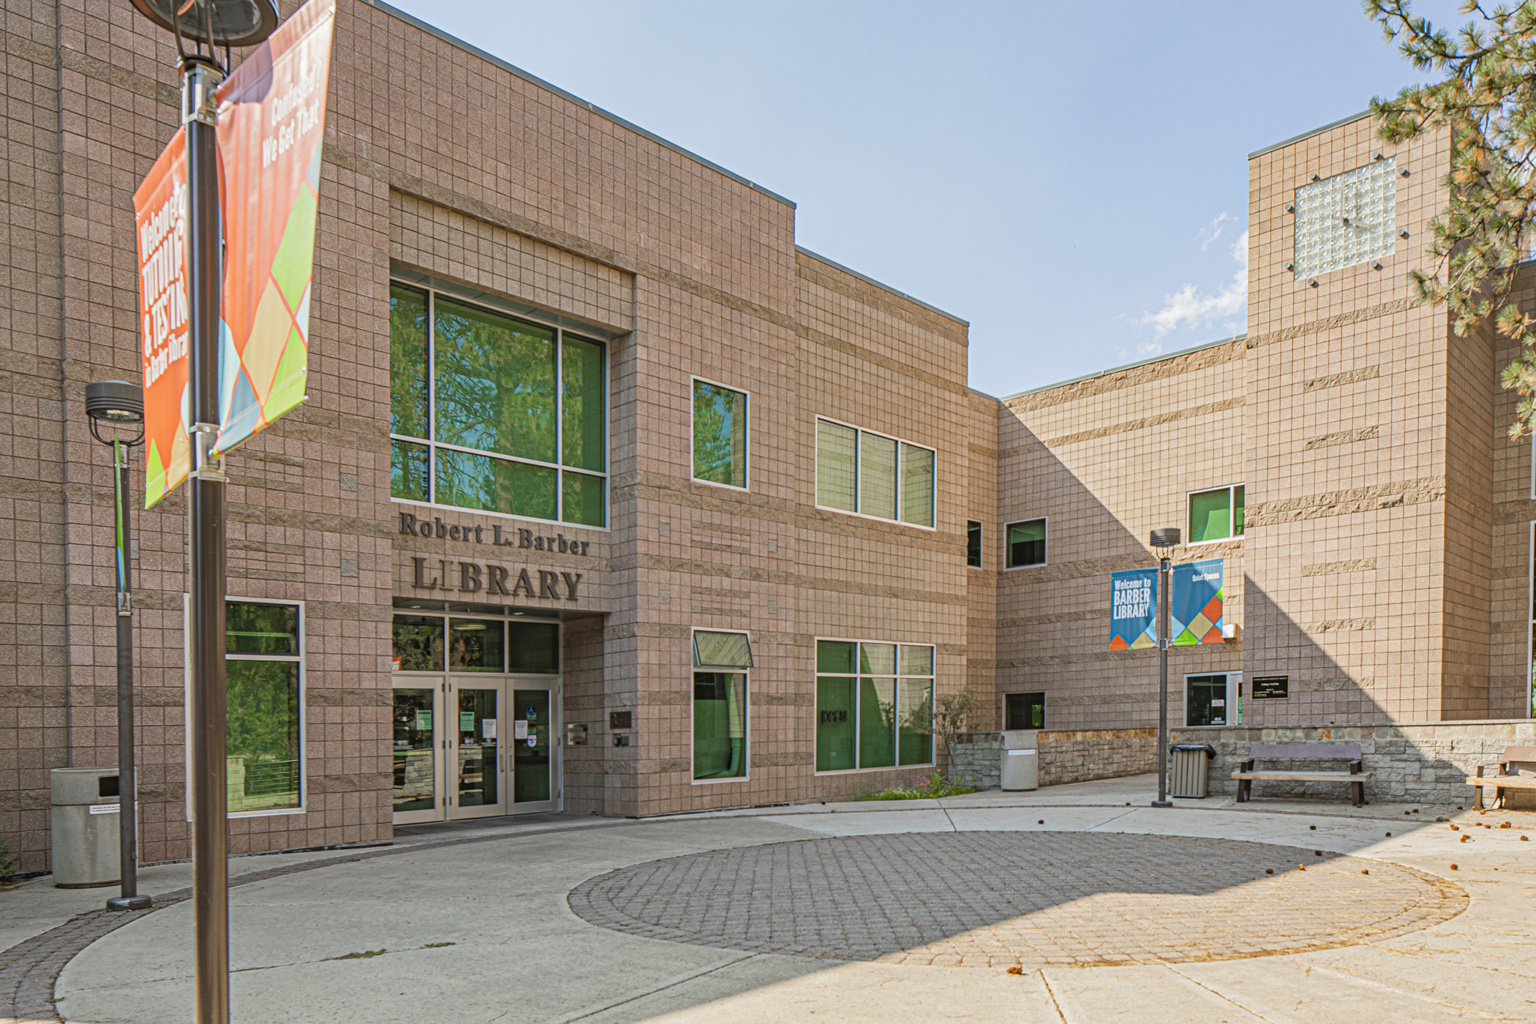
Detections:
[693, 630, 753, 670]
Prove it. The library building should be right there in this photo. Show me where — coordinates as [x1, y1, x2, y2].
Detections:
[5, 0, 1536, 872]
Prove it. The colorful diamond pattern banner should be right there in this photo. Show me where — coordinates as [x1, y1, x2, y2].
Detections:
[1170, 558, 1224, 646]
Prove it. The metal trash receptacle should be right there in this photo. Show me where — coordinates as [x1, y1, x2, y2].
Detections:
[1000, 731, 1038, 791]
[1168, 744, 1216, 799]
[50, 767, 121, 888]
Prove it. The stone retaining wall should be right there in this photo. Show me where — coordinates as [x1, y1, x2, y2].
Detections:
[1169, 721, 1536, 807]
[946, 728, 1158, 790]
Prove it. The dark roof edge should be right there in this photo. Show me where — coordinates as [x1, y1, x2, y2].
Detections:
[358, 0, 796, 209]
[1248, 110, 1372, 160]
[795, 246, 969, 327]
[1000, 334, 1246, 401]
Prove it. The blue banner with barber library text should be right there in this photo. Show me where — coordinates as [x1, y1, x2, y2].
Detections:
[1109, 568, 1158, 651]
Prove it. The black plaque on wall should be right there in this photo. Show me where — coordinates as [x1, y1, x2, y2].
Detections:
[1252, 676, 1290, 700]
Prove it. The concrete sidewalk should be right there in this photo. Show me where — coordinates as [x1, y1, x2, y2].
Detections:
[3, 775, 1532, 1023]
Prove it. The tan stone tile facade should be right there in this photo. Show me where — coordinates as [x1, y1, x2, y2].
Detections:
[3, 2, 1531, 876]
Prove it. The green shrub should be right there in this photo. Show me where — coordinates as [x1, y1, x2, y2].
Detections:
[854, 770, 978, 801]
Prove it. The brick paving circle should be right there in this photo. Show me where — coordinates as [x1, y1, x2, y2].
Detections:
[567, 832, 1467, 968]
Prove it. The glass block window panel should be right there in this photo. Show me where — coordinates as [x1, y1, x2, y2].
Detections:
[860, 433, 898, 520]
[1293, 159, 1396, 278]
[816, 419, 858, 511]
[692, 380, 748, 488]
[694, 672, 747, 779]
[1188, 485, 1243, 544]
[967, 520, 982, 567]
[900, 443, 935, 526]
[1006, 519, 1046, 568]
[694, 630, 754, 669]
[387, 280, 608, 526]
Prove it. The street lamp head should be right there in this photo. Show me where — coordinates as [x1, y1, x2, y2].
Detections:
[129, 0, 279, 49]
[86, 381, 145, 424]
[1150, 527, 1181, 551]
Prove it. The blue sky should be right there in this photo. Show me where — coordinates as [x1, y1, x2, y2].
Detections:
[388, 0, 1460, 395]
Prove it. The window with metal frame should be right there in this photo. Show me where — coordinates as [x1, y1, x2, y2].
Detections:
[389, 282, 607, 527]
[1004, 519, 1046, 568]
[814, 417, 935, 527]
[693, 630, 751, 780]
[966, 520, 982, 568]
[814, 639, 934, 771]
[1004, 691, 1045, 730]
[692, 379, 748, 489]
[224, 601, 303, 815]
[1187, 485, 1245, 544]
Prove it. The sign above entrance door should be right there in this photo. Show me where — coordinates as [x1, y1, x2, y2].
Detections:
[399, 512, 592, 555]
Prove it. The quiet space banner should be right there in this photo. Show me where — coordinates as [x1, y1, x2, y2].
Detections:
[1170, 558, 1224, 646]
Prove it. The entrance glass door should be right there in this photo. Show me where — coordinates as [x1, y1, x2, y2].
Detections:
[512, 688, 554, 808]
[392, 686, 441, 825]
[450, 681, 503, 819]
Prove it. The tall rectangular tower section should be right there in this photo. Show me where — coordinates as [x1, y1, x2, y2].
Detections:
[1244, 115, 1492, 722]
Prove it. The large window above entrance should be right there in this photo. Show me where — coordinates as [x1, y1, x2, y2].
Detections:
[390, 282, 607, 527]
[392, 613, 560, 674]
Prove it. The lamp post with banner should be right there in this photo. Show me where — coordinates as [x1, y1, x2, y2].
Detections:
[126, 4, 278, 1022]
[85, 381, 152, 913]
[1149, 527, 1181, 808]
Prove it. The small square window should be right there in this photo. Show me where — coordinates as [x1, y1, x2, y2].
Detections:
[1188, 485, 1244, 544]
[1005, 519, 1046, 568]
[1004, 692, 1045, 730]
[966, 521, 982, 567]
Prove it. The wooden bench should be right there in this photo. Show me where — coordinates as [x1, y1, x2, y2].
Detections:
[1466, 746, 1536, 810]
[1232, 743, 1370, 807]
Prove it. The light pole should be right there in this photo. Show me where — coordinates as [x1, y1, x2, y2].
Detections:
[1149, 527, 1180, 808]
[126, 4, 278, 1022]
[86, 381, 152, 913]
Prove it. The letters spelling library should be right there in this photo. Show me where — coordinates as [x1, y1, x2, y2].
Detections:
[5, 0, 1534, 871]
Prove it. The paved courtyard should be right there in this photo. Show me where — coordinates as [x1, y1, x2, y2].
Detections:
[2, 775, 1534, 1023]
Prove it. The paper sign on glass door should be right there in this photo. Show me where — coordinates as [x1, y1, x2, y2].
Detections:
[482, 719, 497, 740]
[514, 720, 529, 739]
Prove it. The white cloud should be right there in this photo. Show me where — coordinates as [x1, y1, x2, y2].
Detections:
[1198, 212, 1231, 251]
[1138, 229, 1248, 337]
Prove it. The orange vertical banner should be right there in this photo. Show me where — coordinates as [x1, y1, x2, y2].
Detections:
[133, 128, 190, 508]
[214, 0, 336, 454]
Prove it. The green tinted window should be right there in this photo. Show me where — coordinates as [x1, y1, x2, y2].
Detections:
[562, 336, 605, 471]
[387, 284, 607, 526]
[393, 615, 444, 671]
[898, 679, 933, 766]
[694, 672, 747, 779]
[389, 285, 428, 439]
[226, 660, 300, 813]
[1006, 519, 1046, 568]
[816, 677, 856, 771]
[816, 640, 856, 674]
[1233, 485, 1245, 536]
[692, 380, 748, 488]
[859, 678, 896, 768]
[226, 602, 298, 655]
[434, 298, 556, 463]
[966, 521, 982, 567]
[508, 621, 560, 673]
[449, 619, 504, 671]
[1189, 488, 1233, 543]
[435, 448, 557, 521]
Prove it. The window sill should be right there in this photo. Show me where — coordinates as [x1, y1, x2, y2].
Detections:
[814, 763, 936, 776]
[691, 775, 750, 785]
[691, 477, 749, 493]
[813, 504, 937, 532]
